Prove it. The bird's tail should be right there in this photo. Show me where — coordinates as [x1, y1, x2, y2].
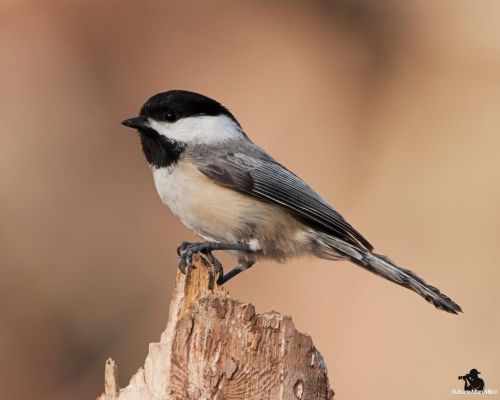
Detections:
[314, 232, 462, 314]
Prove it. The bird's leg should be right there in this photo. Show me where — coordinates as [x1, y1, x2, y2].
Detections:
[217, 260, 255, 285]
[177, 241, 251, 276]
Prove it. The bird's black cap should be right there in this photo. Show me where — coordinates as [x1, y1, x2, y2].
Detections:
[130, 90, 240, 126]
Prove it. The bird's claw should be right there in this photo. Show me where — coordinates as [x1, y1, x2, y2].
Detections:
[178, 245, 195, 274]
[176, 241, 190, 256]
[177, 242, 224, 280]
[177, 242, 196, 275]
[177, 242, 207, 274]
[177, 259, 188, 275]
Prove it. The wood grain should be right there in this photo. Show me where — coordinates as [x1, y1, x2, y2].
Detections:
[98, 254, 334, 400]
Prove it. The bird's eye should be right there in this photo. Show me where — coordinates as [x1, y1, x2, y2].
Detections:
[164, 111, 178, 123]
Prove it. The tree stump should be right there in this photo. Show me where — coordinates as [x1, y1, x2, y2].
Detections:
[98, 254, 334, 400]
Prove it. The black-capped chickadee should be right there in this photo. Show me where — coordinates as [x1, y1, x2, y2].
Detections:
[122, 90, 461, 314]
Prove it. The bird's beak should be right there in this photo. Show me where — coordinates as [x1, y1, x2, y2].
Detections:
[121, 116, 148, 130]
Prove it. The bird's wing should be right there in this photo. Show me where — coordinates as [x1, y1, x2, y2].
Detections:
[194, 152, 373, 250]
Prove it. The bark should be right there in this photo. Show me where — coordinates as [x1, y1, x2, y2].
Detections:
[98, 254, 334, 400]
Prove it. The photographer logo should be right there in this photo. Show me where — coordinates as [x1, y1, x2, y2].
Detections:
[452, 368, 497, 395]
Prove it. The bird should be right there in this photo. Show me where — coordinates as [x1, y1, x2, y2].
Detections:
[122, 90, 462, 314]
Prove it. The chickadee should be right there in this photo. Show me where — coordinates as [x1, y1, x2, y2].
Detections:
[122, 90, 461, 314]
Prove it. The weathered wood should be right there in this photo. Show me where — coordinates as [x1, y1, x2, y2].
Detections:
[99, 254, 334, 400]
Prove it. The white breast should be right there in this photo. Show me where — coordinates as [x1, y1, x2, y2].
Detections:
[152, 161, 255, 243]
[152, 166, 185, 218]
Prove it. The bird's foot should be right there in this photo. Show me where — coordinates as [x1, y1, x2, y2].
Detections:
[177, 242, 200, 274]
[176, 241, 191, 257]
[177, 242, 224, 279]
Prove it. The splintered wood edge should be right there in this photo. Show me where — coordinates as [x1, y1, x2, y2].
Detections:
[181, 253, 230, 306]
[98, 358, 118, 400]
[98, 254, 334, 400]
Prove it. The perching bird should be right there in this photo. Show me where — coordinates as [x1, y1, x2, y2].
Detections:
[122, 90, 461, 314]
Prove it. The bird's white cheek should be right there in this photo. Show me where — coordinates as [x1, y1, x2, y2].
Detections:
[148, 115, 242, 145]
[148, 119, 174, 140]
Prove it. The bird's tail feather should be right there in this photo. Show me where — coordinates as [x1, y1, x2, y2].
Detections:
[314, 233, 462, 314]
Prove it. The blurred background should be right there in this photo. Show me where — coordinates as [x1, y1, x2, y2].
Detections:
[1, 0, 499, 399]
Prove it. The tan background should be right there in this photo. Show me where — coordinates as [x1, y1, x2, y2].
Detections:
[1, 1, 499, 399]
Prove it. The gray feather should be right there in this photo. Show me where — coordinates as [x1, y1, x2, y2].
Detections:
[314, 232, 462, 314]
[187, 144, 373, 250]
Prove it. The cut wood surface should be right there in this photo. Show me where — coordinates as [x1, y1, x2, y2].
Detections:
[98, 254, 334, 400]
